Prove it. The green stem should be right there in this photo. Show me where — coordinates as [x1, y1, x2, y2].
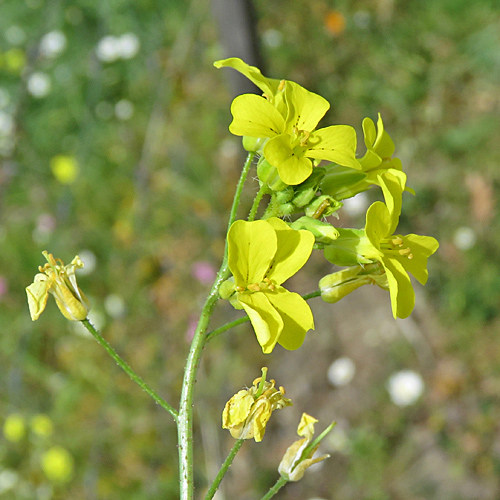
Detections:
[206, 290, 321, 343]
[248, 184, 268, 222]
[206, 316, 250, 342]
[177, 152, 255, 500]
[81, 319, 178, 420]
[204, 439, 244, 500]
[259, 477, 288, 500]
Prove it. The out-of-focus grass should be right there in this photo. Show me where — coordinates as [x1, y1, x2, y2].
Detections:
[1, 0, 499, 499]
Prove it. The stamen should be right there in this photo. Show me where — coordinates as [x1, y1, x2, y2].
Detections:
[247, 283, 261, 292]
[299, 130, 310, 147]
[278, 80, 286, 92]
[392, 237, 404, 246]
[236, 286, 246, 292]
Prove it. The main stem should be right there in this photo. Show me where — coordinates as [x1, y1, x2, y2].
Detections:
[177, 152, 255, 500]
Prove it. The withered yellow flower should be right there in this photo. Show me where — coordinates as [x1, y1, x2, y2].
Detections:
[222, 368, 291, 442]
[26, 251, 90, 321]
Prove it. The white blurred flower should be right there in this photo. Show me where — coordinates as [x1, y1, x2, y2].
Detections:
[0, 470, 18, 494]
[326, 426, 351, 454]
[0, 112, 14, 136]
[96, 34, 139, 62]
[387, 370, 424, 406]
[77, 250, 96, 275]
[104, 294, 126, 319]
[117, 33, 140, 59]
[5, 26, 26, 45]
[342, 192, 368, 217]
[0, 88, 10, 109]
[115, 99, 134, 120]
[27, 72, 51, 98]
[40, 30, 67, 58]
[327, 357, 356, 387]
[96, 36, 121, 62]
[262, 29, 283, 48]
[453, 226, 476, 250]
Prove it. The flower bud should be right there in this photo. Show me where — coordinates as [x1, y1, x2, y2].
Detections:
[222, 368, 291, 442]
[291, 168, 326, 208]
[319, 263, 388, 304]
[323, 228, 374, 266]
[290, 217, 339, 245]
[304, 195, 342, 219]
[257, 158, 288, 192]
[242, 136, 266, 153]
[320, 165, 367, 200]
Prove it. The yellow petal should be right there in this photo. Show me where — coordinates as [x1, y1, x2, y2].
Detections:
[306, 125, 360, 170]
[26, 279, 51, 321]
[266, 288, 314, 350]
[284, 81, 330, 132]
[238, 292, 284, 353]
[265, 218, 314, 285]
[228, 220, 277, 286]
[229, 94, 285, 138]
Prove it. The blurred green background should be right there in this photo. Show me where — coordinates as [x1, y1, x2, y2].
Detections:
[1, 0, 500, 499]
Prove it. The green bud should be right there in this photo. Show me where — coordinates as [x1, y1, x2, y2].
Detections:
[242, 136, 266, 153]
[274, 186, 295, 205]
[323, 229, 373, 266]
[305, 195, 342, 219]
[219, 277, 236, 300]
[290, 216, 340, 245]
[292, 168, 326, 208]
[319, 264, 388, 303]
[257, 158, 288, 192]
[320, 165, 367, 200]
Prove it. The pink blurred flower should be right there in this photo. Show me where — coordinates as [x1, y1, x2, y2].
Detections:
[191, 261, 216, 285]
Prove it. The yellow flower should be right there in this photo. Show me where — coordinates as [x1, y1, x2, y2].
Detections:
[26, 251, 91, 321]
[50, 155, 79, 184]
[226, 218, 315, 353]
[3, 414, 26, 442]
[222, 368, 291, 442]
[278, 413, 333, 482]
[215, 57, 360, 186]
[42, 446, 74, 484]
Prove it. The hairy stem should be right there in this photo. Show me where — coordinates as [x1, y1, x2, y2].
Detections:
[248, 183, 268, 222]
[178, 152, 255, 500]
[259, 477, 288, 500]
[204, 439, 244, 500]
[81, 319, 178, 420]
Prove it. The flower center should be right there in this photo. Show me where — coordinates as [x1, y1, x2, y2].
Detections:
[380, 236, 414, 259]
[238, 277, 277, 293]
[292, 126, 310, 148]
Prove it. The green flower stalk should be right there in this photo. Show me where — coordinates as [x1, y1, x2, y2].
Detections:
[215, 57, 360, 186]
[223, 217, 315, 353]
[26, 251, 90, 321]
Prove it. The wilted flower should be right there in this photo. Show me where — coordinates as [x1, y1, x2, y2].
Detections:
[278, 413, 334, 482]
[26, 251, 91, 321]
[223, 368, 291, 442]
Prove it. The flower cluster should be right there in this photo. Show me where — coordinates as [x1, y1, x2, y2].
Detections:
[216, 58, 438, 329]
